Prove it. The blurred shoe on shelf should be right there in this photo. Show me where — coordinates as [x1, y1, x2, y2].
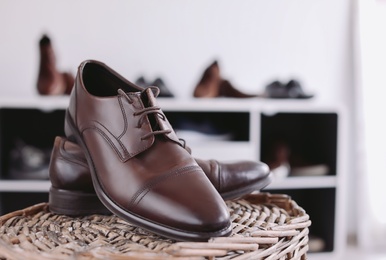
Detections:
[134, 76, 147, 88]
[152, 77, 174, 97]
[264, 141, 328, 178]
[135, 76, 174, 97]
[271, 163, 291, 179]
[308, 235, 326, 252]
[291, 164, 329, 176]
[174, 118, 233, 142]
[175, 129, 232, 142]
[263, 80, 287, 99]
[265, 141, 291, 179]
[263, 79, 313, 99]
[286, 79, 314, 99]
[193, 60, 256, 98]
[36, 34, 74, 95]
[289, 150, 329, 176]
[8, 139, 51, 180]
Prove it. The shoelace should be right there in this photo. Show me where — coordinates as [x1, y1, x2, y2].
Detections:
[178, 138, 192, 154]
[118, 88, 172, 140]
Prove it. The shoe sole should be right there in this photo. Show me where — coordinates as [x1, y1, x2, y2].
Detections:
[64, 110, 232, 241]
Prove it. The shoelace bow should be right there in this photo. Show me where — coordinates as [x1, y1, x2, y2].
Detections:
[118, 87, 172, 140]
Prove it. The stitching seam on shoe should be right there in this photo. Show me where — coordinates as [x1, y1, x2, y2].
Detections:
[82, 126, 129, 161]
[57, 157, 88, 168]
[83, 125, 153, 161]
[117, 95, 128, 139]
[130, 165, 201, 207]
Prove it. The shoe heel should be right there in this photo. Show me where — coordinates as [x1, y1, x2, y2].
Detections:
[49, 187, 110, 216]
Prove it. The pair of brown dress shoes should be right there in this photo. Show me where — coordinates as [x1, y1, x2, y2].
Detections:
[48, 60, 272, 242]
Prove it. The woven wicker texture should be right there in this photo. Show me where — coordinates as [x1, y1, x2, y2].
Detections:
[0, 193, 311, 260]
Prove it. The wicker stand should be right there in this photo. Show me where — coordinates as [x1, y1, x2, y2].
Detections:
[0, 193, 311, 260]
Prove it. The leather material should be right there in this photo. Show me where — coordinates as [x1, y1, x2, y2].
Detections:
[49, 136, 93, 192]
[195, 158, 271, 199]
[50, 136, 272, 200]
[64, 60, 231, 241]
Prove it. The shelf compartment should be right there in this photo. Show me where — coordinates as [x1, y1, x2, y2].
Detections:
[260, 112, 338, 177]
[268, 188, 336, 253]
[0, 108, 66, 180]
[0, 192, 48, 215]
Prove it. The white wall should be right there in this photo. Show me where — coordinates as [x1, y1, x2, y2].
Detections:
[0, 0, 352, 102]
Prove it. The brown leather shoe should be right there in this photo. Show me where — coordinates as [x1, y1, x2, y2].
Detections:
[193, 60, 256, 98]
[49, 136, 272, 216]
[36, 34, 74, 95]
[64, 59, 231, 241]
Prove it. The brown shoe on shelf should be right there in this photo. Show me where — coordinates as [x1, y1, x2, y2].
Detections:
[64, 59, 231, 241]
[193, 60, 257, 98]
[48, 136, 273, 216]
[193, 60, 221, 98]
[265, 141, 291, 179]
[36, 34, 74, 95]
[218, 79, 257, 98]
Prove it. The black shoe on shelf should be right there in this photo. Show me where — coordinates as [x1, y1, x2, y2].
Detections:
[135, 76, 174, 97]
[263, 79, 314, 99]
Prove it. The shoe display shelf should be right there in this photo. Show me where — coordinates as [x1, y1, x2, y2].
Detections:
[0, 96, 348, 259]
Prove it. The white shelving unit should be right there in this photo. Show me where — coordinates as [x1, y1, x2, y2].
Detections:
[0, 96, 347, 258]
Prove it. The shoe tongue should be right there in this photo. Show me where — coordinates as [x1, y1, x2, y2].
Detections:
[140, 88, 159, 131]
[139, 87, 181, 145]
[140, 87, 158, 107]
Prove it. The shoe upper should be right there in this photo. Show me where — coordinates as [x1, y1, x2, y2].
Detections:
[196, 158, 270, 197]
[49, 136, 93, 192]
[65, 60, 231, 238]
[49, 136, 272, 200]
